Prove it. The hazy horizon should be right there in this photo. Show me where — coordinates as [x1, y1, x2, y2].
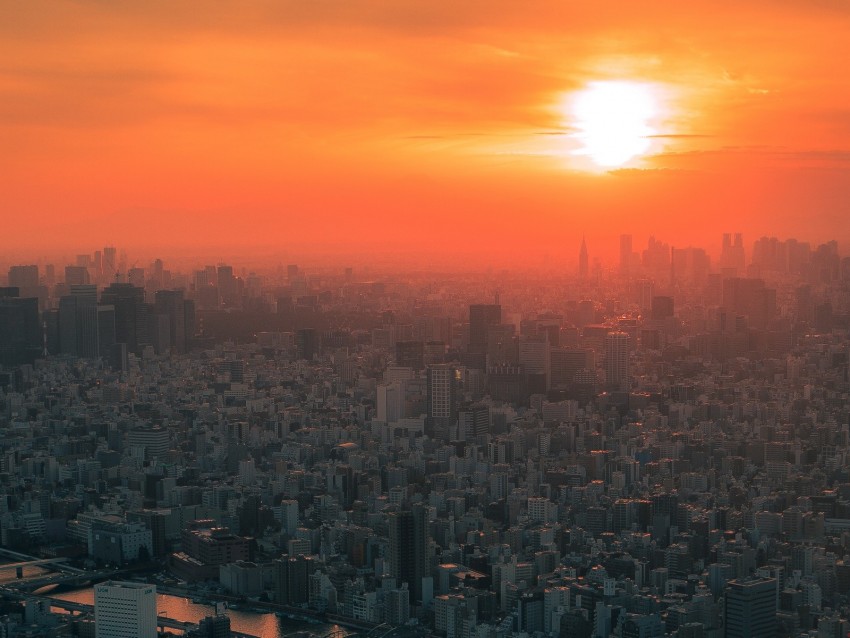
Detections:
[3, 1, 850, 260]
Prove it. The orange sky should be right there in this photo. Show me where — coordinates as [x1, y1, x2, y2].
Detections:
[2, 1, 849, 266]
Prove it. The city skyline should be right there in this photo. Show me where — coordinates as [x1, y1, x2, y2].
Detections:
[4, 4, 850, 637]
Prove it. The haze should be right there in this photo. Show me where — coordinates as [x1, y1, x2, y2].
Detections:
[2, 1, 850, 265]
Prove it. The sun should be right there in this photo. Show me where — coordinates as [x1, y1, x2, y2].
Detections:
[569, 81, 660, 168]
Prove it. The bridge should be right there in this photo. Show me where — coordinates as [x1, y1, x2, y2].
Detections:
[48, 597, 196, 631]
[0, 590, 257, 637]
[0, 547, 87, 580]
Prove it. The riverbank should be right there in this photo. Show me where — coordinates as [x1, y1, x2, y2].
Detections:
[51, 587, 354, 638]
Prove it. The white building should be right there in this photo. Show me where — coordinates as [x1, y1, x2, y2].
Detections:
[94, 581, 157, 638]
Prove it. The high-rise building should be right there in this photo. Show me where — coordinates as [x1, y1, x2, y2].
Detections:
[296, 328, 320, 360]
[395, 340, 424, 370]
[100, 283, 149, 355]
[274, 555, 312, 606]
[388, 505, 428, 604]
[0, 295, 40, 365]
[469, 304, 501, 354]
[94, 581, 157, 638]
[154, 289, 187, 354]
[604, 331, 630, 391]
[721, 232, 746, 274]
[57, 285, 100, 358]
[217, 265, 237, 306]
[426, 363, 457, 441]
[65, 265, 90, 287]
[724, 577, 776, 638]
[102, 246, 117, 281]
[8, 265, 38, 288]
[579, 237, 589, 279]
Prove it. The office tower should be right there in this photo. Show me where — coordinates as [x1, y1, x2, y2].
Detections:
[386, 585, 411, 625]
[0, 295, 40, 366]
[150, 259, 164, 289]
[724, 577, 776, 638]
[97, 305, 116, 356]
[671, 246, 711, 285]
[550, 347, 595, 390]
[100, 283, 149, 355]
[604, 331, 630, 391]
[103, 246, 117, 280]
[154, 290, 187, 354]
[59, 287, 100, 358]
[458, 403, 490, 440]
[217, 265, 237, 306]
[72, 285, 100, 357]
[426, 363, 457, 441]
[388, 505, 428, 604]
[65, 265, 90, 286]
[722, 277, 777, 329]
[296, 328, 320, 360]
[579, 237, 589, 279]
[94, 581, 157, 638]
[58, 295, 80, 356]
[721, 232, 746, 273]
[469, 304, 501, 354]
[518, 334, 550, 393]
[275, 555, 311, 606]
[8, 265, 40, 301]
[377, 382, 403, 424]
[395, 340, 424, 370]
[620, 234, 633, 276]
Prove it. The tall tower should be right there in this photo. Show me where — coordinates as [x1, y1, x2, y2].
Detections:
[388, 505, 428, 604]
[579, 238, 589, 279]
[100, 283, 148, 355]
[724, 577, 776, 638]
[604, 331, 630, 391]
[154, 289, 187, 354]
[468, 304, 501, 354]
[94, 581, 157, 638]
[427, 363, 458, 441]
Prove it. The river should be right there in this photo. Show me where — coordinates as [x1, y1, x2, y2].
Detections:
[51, 587, 351, 638]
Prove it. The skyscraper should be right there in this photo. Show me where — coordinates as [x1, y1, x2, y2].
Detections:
[274, 555, 312, 606]
[724, 577, 776, 638]
[427, 363, 458, 441]
[100, 283, 149, 355]
[0, 295, 40, 366]
[469, 304, 501, 354]
[65, 265, 90, 286]
[60, 285, 99, 358]
[579, 237, 589, 279]
[94, 581, 157, 638]
[154, 289, 187, 354]
[388, 505, 428, 604]
[604, 331, 630, 391]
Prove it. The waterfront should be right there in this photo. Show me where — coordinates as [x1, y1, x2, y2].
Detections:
[51, 587, 351, 638]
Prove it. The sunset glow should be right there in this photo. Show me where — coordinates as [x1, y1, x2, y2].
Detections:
[570, 81, 660, 168]
[1, 2, 850, 263]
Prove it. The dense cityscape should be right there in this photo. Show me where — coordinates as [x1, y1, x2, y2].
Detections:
[0, 233, 849, 637]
